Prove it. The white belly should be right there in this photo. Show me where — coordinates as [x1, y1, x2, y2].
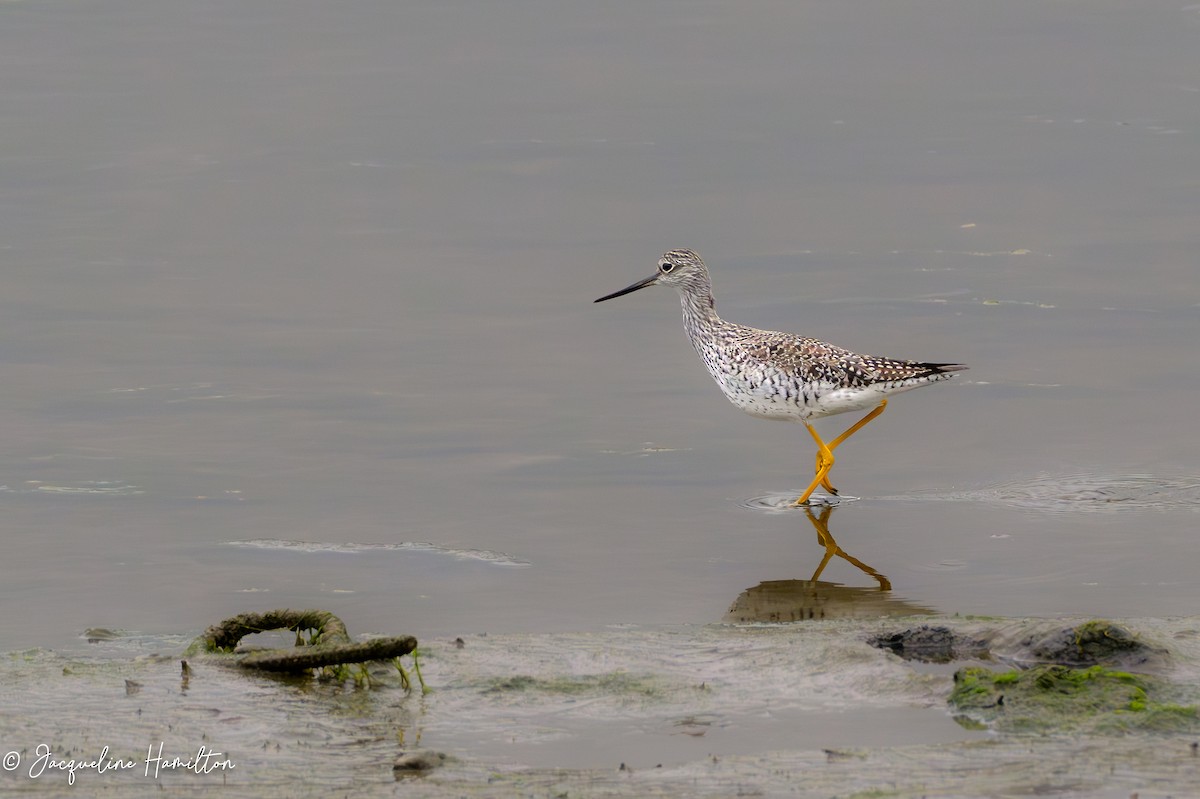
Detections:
[713, 372, 922, 422]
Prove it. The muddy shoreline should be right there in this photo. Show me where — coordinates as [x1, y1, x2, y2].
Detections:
[3, 615, 1198, 797]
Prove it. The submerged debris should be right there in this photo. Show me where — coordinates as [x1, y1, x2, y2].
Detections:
[393, 749, 448, 776]
[189, 608, 419, 679]
[84, 628, 121, 643]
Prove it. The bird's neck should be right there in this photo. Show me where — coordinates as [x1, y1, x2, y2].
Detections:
[678, 287, 721, 341]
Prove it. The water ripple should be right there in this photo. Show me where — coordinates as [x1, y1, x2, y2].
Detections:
[738, 493, 860, 512]
[882, 472, 1200, 513]
[741, 473, 1200, 514]
[965, 472, 1200, 513]
[0, 480, 145, 496]
[226, 538, 531, 566]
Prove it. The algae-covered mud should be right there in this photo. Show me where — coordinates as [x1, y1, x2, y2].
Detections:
[3, 616, 1200, 797]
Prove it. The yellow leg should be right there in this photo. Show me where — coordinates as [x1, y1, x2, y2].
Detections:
[815, 451, 838, 494]
[827, 398, 888, 452]
[798, 399, 889, 504]
[794, 423, 835, 505]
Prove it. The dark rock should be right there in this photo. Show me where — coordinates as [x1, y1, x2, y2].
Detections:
[1017, 620, 1164, 669]
[868, 625, 990, 663]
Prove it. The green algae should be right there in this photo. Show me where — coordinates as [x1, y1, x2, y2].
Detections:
[950, 664, 1199, 734]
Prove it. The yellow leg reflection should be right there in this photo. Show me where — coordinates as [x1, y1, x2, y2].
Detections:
[802, 504, 890, 590]
[722, 503, 938, 622]
[795, 398, 888, 505]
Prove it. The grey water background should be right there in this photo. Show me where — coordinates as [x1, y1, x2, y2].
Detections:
[2, 0, 1198, 653]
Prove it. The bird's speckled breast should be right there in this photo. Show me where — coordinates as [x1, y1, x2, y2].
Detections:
[691, 335, 932, 422]
[676, 285, 960, 424]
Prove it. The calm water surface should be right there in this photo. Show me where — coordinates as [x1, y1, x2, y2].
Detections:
[2, 0, 1198, 653]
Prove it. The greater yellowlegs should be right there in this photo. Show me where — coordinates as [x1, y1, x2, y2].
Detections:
[595, 249, 967, 505]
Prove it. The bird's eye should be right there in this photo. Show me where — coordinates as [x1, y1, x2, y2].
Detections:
[660, 262, 674, 273]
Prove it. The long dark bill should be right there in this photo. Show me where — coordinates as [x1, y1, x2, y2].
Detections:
[594, 274, 659, 303]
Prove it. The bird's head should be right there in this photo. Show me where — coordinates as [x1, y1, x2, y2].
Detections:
[594, 249, 711, 303]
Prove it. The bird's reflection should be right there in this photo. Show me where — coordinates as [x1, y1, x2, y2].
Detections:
[724, 503, 937, 623]
[803, 504, 889, 588]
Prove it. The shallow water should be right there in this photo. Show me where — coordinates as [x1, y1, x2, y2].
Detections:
[2, 0, 1199, 786]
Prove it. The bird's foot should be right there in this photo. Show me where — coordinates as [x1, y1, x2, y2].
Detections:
[793, 493, 859, 508]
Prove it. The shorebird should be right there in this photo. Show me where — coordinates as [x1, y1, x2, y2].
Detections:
[594, 249, 966, 505]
